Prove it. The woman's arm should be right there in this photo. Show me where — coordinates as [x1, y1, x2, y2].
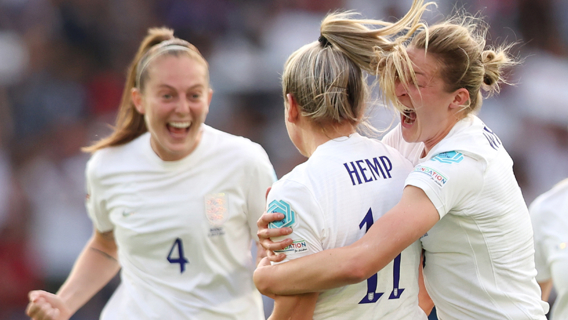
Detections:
[254, 186, 439, 296]
[418, 253, 435, 315]
[269, 293, 319, 320]
[548, 253, 568, 300]
[537, 279, 553, 301]
[26, 228, 120, 320]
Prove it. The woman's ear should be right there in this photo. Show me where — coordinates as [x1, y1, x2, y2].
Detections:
[207, 88, 213, 106]
[286, 93, 300, 124]
[450, 88, 470, 109]
[131, 88, 145, 114]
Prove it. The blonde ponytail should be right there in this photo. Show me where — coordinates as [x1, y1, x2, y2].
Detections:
[282, 0, 433, 131]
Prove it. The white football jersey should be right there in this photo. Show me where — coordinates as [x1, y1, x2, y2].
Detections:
[384, 115, 549, 320]
[269, 133, 426, 320]
[86, 125, 275, 320]
[530, 178, 568, 320]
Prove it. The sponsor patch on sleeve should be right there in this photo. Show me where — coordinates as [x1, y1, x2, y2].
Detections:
[268, 199, 296, 229]
[274, 239, 308, 254]
[432, 151, 464, 164]
[414, 165, 449, 188]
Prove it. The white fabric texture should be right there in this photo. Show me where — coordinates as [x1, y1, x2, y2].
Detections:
[86, 125, 275, 320]
[530, 178, 568, 320]
[383, 115, 549, 320]
[269, 133, 426, 320]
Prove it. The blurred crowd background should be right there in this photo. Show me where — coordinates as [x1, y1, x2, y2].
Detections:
[0, 0, 567, 319]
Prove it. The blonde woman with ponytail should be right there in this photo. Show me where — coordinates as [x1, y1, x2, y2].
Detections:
[253, 1, 433, 319]
[256, 11, 550, 320]
[26, 27, 275, 320]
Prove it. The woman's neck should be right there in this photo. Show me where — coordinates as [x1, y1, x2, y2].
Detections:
[300, 122, 356, 157]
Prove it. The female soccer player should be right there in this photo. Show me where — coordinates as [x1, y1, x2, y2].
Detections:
[25, 27, 275, 320]
[263, 3, 432, 319]
[255, 13, 550, 320]
[530, 178, 568, 320]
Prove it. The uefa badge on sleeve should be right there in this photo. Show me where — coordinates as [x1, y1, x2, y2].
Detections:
[268, 200, 296, 229]
[205, 193, 228, 227]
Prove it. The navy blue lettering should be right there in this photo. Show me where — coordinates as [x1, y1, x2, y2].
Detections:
[344, 162, 362, 185]
[483, 126, 501, 150]
[356, 160, 373, 183]
[380, 156, 393, 178]
[367, 158, 386, 179]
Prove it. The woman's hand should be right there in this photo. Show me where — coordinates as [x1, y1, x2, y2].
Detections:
[256, 211, 293, 262]
[26, 291, 72, 320]
[255, 257, 277, 298]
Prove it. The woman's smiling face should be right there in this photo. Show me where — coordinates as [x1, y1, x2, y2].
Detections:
[132, 54, 212, 161]
[395, 47, 467, 154]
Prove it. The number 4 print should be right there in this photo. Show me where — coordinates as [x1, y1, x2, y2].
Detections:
[167, 238, 189, 273]
[358, 208, 405, 304]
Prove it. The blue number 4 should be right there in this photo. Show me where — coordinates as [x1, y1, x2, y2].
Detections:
[358, 208, 405, 304]
[167, 238, 189, 273]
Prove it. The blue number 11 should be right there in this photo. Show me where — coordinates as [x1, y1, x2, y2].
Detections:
[358, 208, 405, 304]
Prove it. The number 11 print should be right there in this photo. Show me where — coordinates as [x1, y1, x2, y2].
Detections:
[358, 208, 405, 304]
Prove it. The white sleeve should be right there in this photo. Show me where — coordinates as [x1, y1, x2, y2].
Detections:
[533, 238, 551, 282]
[267, 179, 325, 264]
[550, 254, 568, 297]
[538, 214, 568, 284]
[405, 152, 484, 219]
[85, 155, 114, 232]
[245, 144, 277, 241]
[530, 203, 552, 282]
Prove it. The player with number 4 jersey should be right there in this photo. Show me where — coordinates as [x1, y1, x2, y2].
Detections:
[25, 28, 275, 320]
[87, 125, 274, 319]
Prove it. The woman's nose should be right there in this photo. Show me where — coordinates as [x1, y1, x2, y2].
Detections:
[394, 78, 407, 97]
[176, 99, 190, 114]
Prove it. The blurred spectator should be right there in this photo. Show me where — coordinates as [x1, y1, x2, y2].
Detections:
[18, 121, 93, 293]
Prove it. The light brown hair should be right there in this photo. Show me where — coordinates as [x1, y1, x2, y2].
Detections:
[379, 14, 517, 115]
[282, 0, 432, 132]
[83, 27, 208, 153]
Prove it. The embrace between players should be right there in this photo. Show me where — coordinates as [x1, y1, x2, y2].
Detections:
[26, 0, 555, 319]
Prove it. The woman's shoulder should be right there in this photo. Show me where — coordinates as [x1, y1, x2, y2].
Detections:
[530, 179, 568, 218]
[432, 115, 508, 164]
[204, 125, 267, 155]
[86, 133, 150, 178]
[202, 125, 274, 172]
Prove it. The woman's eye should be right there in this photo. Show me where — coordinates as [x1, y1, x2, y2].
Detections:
[162, 94, 173, 99]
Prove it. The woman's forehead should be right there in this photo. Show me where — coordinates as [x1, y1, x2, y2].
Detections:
[407, 47, 440, 77]
[145, 55, 208, 86]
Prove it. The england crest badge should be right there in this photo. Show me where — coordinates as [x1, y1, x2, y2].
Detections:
[205, 193, 228, 227]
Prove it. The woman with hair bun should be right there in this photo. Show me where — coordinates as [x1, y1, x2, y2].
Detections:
[25, 27, 275, 320]
[255, 12, 550, 320]
[255, 1, 433, 319]
[255, 0, 432, 320]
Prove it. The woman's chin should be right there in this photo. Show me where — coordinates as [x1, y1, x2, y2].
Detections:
[401, 127, 419, 144]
